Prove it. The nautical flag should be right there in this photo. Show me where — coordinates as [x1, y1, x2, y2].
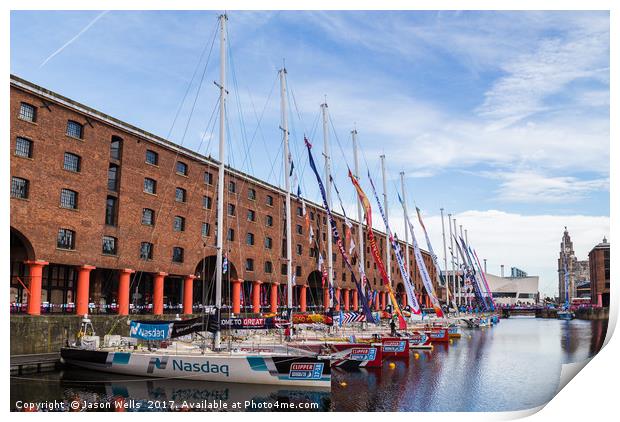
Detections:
[304, 137, 375, 323]
[309, 225, 314, 245]
[353, 169, 417, 321]
[349, 237, 356, 255]
[222, 253, 228, 274]
[318, 253, 324, 271]
[296, 185, 301, 198]
[289, 159, 295, 177]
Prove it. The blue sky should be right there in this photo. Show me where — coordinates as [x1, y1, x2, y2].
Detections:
[10, 10, 610, 296]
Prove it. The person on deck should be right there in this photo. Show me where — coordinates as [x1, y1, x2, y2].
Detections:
[390, 316, 397, 336]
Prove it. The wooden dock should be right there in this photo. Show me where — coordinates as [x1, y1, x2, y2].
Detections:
[10, 352, 60, 375]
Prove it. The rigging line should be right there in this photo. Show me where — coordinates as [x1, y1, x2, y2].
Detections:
[129, 22, 219, 297]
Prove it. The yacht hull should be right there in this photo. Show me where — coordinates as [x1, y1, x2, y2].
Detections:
[60, 348, 330, 388]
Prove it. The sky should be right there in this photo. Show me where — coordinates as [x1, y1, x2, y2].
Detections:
[10, 10, 610, 298]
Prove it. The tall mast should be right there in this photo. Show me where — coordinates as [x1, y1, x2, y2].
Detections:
[280, 67, 293, 316]
[448, 213, 456, 309]
[214, 13, 227, 350]
[459, 224, 466, 306]
[400, 172, 410, 292]
[440, 208, 450, 306]
[321, 102, 333, 308]
[453, 217, 460, 306]
[352, 129, 364, 295]
[380, 155, 391, 306]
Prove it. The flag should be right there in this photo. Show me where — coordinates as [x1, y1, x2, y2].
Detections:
[296, 185, 301, 198]
[309, 225, 314, 245]
[222, 253, 228, 274]
[318, 253, 324, 271]
[349, 237, 356, 255]
[289, 159, 295, 177]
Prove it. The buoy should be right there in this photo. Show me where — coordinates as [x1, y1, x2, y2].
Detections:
[389, 362, 396, 369]
[339, 381, 347, 387]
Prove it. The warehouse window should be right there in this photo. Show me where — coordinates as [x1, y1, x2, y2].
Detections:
[264, 261, 273, 273]
[60, 189, 78, 209]
[228, 181, 236, 193]
[66, 120, 83, 139]
[227, 228, 235, 241]
[204, 171, 213, 185]
[245, 258, 254, 272]
[203, 195, 212, 209]
[173, 216, 186, 232]
[63, 152, 81, 172]
[18, 103, 37, 122]
[265, 237, 273, 249]
[11, 177, 29, 199]
[266, 195, 273, 206]
[57, 228, 75, 250]
[247, 209, 256, 222]
[202, 222, 211, 237]
[248, 188, 256, 200]
[140, 242, 153, 260]
[175, 187, 187, 203]
[15, 137, 32, 158]
[227, 203, 236, 216]
[172, 247, 184, 263]
[110, 136, 122, 160]
[102, 236, 117, 255]
[146, 149, 158, 165]
[108, 164, 119, 192]
[142, 208, 155, 226]
[266, 215, 273, 227]
[176, 161, 188, 176]
[144, 178, 157, 194]
[105, 196, 118, 226]
[246, 232, 255, 246]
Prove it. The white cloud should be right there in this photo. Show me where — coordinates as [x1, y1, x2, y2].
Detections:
[483, 171, 609, 203]
[382, 209, 610, 299]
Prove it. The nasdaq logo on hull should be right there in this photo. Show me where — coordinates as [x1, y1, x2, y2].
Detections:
[172, 359, 230, 376]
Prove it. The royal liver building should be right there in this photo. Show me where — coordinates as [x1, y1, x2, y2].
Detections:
[558, 227, 590, 304]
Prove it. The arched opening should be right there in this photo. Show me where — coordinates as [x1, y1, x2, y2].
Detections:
[194, 256, 238, 309]
[10, 227, 35, 313]
[396, 283, 406, 308]
[307, 270, 324, 312]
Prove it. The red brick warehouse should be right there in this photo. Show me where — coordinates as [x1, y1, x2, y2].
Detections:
[9, 75, 440, 317]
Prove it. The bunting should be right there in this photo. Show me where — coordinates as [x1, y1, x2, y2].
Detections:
[365, 173, 422, 316]
[305, 138, 375, 323]
[348, 169, 407, 327]
[472, 247, 496, 311]
[397, 194, 445, 318]
[415, 207, 447, 288]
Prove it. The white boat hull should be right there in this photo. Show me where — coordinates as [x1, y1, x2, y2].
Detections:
[61, 348, 330, 388]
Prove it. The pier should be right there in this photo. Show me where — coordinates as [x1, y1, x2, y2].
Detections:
[10, 352, 59, 375]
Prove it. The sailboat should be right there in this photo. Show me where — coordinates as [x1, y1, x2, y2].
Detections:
[60, 14, 331, 388]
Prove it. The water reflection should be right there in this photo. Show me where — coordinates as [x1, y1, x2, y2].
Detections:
[10, 318, 607, 412]
[11, 369, 330, 412]
[331, 318, 607, 411]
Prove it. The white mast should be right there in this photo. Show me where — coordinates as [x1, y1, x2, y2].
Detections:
[440, 208, 450, 306]
[448, 213, 457, 309]
[214, 13, 227, 350]
[460, 224, 467, 306]
[279, 67, 293, 316]
[321, 102, 333, 308]
[453, 217, 460, 306]
[352, 129, 364, 307]
[380, 155, 392, 306]
[400, 172, 411, 292]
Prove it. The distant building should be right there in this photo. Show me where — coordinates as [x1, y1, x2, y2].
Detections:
[510, 267, 528, 278]
[485, 273, 539, 306]
[589, 237, 610, 307]
[558, 227, 590, 305]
